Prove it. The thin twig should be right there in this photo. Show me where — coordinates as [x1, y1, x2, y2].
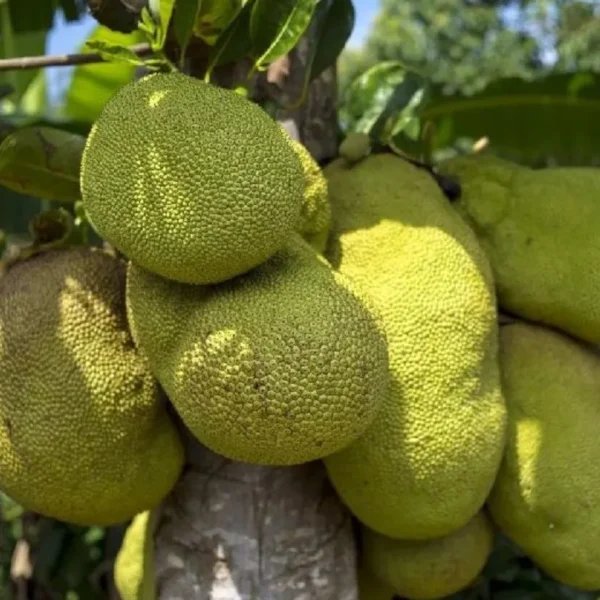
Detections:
[0, 43, 153, 71]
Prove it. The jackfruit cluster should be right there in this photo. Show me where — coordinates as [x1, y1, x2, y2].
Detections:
[1, 69, 599, 600]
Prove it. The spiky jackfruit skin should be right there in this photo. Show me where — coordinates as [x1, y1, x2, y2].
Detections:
[114, 510, 158, 600]
[323, 154, 507, 539]
[288, 138, 331, 253]
[439, 154, 600, 344]
[362, 512, 493, 600]
[488, 320, 600, 591]
[126, 235, 389, 466]
[0, 248, 184, 526]
[81, 72, 304, 285]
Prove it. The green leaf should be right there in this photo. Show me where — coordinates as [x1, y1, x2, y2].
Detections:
[283, 0, 354, 109]
[375, 72, 429, 141]
[0, 25, 47, 103]
[193, 0, 249, 46]
[84, 40, 147, 66]
[250, 0, 318, 71]
[341, 61, 428, 143]
[6, 0, 54, 33]
[148, 0, 177, 49]
[0, 127, 85, 203]
[424, 71, 600, 167]
[309, 0, 354, 81]
[173, 0, 202, 64]
[18, 70, 48, 116]
[204, 0, 254, 79]
[64, 26, 146, 123]
[1, 493, 24, 521]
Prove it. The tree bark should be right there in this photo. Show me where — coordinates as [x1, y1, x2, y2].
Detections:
[150, 25, 357, 600]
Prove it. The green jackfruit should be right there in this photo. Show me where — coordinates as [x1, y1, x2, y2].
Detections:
[288, 138, 331, 253]
[323, 153, 506, 539]
[0, 248, 184, 526]
[488, 320, 600, 590]
[362, 511, 493, 599]
[438, 154, 600, 344]
[114, 509, 158, 600]
[126, 235, 389, 466]
[339, 133, 371, 165]
[81, 72, 304, 285]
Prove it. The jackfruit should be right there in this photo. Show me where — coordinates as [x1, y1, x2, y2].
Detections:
[362, 511, 493, 599]
[438, 154, 600, 344]
[339, 133, 372, 165]
[81, 71, 305, 285]
[0, 247, 184, 526]
[114, 509, 158, 600]
[488, 320, 600, 590]
[323, 153, 506, 539]
[357, 565, 396, 600]
[288, 138, 331, 253]
[126, 234, 389, 466]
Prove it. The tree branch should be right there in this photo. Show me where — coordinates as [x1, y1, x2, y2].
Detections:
[0, 43, 152, 71]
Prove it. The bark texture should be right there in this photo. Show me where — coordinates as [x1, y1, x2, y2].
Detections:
[154, 431, 357, 600]
[151, 22, 358, 600]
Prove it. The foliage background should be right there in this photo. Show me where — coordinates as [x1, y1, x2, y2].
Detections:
[0, 0, 599, 598]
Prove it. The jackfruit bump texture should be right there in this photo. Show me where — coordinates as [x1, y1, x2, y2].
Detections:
[438, 154, 600, 344]
[80, 71, 305, 285]
[126, 234, 389, 466]
[357, 566, 396, 600]
[114, 509, 158, 600]
[288, 138, 331, 253]
[0, 248, 184, 526]
[323, 153, 507, 539]
[362, 511, 494, 600]
[488, 320, 600, 591]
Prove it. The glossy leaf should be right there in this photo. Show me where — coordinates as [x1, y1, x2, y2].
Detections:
[204, 0, 254, 78]
[423, 71, 600, 166]
[149, 0, 177, 49]
[194, 0, 249, 46]
[64, 26, 146, 123]
[250, 0, 317, 71]
[309, 0, 354, 81]
[84, 40, 147, 66]
[341, 61, 428, 140]
[173, 0, 202, 62]
[0, 127, 85, 203]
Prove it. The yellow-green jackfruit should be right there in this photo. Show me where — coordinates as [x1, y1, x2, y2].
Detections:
[0, 248, 184, 526]
[488, 320, 600, 591]
[362, 511, 493, 599]
[126, 235, 389, 466]
[288, 138, 331, 253]
[323, 153, 506, 539]
[438, 154, 600, 344]
[114, 509, 158, 600]
[81, 72, 305, 285]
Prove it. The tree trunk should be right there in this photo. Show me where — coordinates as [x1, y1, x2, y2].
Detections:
[150, 27, 358, 600]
